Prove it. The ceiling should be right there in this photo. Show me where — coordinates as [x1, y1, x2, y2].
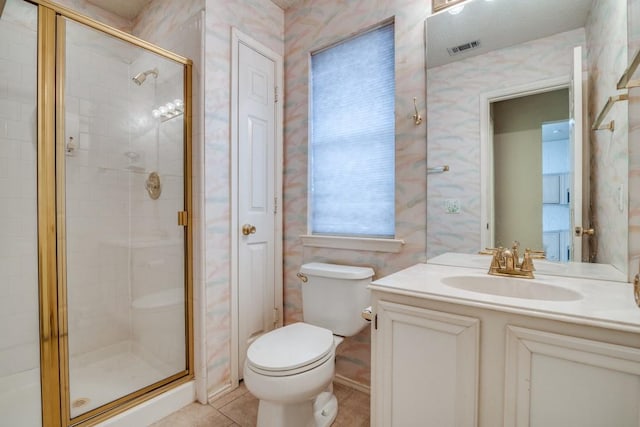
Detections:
[426, 0, 593, 68]
[86, 0, 298, 19]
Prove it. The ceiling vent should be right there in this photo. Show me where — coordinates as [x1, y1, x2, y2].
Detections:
[446, 40, 481, 56]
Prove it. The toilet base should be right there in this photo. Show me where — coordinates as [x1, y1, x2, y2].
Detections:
[313, 391, 338, 427]
[256, 390, 337, 427]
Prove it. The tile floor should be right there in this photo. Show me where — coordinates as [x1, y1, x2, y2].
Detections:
[151, 382, 370, 427]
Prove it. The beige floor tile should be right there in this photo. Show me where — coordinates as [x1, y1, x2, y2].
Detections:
[156, 381, 369, 427]
[217, 392, 259, 427]
[332, 381, 355, 403]
[332, 389, 370, 427]
[150, 402, 236, 427]
[210, 383, 250, 409]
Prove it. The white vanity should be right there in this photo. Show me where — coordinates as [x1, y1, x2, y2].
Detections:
[369, 255, 640, 427]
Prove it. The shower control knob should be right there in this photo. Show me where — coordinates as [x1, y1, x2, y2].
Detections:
[242, 224, 257, 236]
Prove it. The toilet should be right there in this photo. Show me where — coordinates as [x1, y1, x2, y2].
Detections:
[243, 262, 374, 427]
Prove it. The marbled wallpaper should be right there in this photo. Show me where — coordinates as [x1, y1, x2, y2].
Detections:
[426, 28, 587, 260]
[284, 0, 430, 387]
[586, 0, 629, 276]
[204, 0, 284, 397]
[133, 0, 204, 44]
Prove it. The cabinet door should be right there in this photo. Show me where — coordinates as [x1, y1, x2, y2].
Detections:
[505, 326, 640, 427]
[373, 301, 479, 427]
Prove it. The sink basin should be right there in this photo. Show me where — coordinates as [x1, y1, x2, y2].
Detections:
[441, 275, 582, 301]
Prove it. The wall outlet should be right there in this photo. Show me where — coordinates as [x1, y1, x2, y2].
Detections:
[445, 199, 461, 214]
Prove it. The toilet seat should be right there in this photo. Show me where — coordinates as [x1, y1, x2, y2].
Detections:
[246, 323, 335, 377]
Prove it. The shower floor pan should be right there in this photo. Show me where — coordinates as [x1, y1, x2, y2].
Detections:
[0, 369, 42, 427]
[69, 340, 172, 419]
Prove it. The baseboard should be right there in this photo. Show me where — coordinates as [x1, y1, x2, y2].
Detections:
[334, 374, 370, 395]
[98, 381, 195, 427]
[207, 382, 234, 403]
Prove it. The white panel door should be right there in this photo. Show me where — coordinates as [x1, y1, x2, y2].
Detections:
[373, 301, 479, 427]
[237, 41, 277, 377]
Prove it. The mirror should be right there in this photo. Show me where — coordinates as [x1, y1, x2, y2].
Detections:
[425, 0, 630, 280]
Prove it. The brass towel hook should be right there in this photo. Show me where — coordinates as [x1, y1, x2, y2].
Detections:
[413, 97, 423, 125]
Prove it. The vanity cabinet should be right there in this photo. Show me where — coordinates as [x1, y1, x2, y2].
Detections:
[370, 290, 640, 427]
[372, 300, 479, 426]
[504, 326, 640, 427]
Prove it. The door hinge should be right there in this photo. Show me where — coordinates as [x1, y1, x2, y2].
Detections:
[274, 196, 278, 214]
[178, 210, 188, 226]
[273, 307, 279, 326]
[374, 314, 378, 330]
[274, 85, 278, 103]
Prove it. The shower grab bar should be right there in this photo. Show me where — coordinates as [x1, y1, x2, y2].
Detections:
[592, 94, 628, 131]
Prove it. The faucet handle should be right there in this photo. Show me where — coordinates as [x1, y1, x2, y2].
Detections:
[479, 248, 498, 255]
[520, 250, 535, 274]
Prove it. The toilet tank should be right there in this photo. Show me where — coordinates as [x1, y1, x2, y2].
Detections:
[299, 262, 374, 337]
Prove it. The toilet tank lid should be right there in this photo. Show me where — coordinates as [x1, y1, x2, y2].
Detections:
[300, 262, 374, 280]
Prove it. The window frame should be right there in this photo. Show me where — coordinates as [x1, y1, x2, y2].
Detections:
[305, 20, 402, 252]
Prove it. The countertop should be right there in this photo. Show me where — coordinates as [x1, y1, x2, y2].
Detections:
[370, 261, 640, 334]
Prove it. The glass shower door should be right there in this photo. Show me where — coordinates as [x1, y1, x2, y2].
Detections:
[61, 17, 188, 421]
[0, 0, 41, 425]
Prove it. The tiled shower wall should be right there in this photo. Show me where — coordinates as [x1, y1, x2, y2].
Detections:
[64, 25, 134, 357]
[283, 0, 429, 387]
[0, 5, 38, 379]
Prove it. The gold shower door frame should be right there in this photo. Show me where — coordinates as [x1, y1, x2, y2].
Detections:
[34, 2, 194, 426]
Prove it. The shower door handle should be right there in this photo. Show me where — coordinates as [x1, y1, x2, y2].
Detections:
[242, 224, 256, 236]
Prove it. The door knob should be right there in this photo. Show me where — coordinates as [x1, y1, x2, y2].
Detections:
[242, 224, 256, 236]
[575, 226, 595, 237]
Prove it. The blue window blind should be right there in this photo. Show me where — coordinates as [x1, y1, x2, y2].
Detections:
[310, 23, 395, 238]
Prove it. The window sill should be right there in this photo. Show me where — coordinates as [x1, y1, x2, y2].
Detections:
[300, 235, 405, 253]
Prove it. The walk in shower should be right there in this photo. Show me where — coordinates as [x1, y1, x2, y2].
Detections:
[0, 0, 193, 425]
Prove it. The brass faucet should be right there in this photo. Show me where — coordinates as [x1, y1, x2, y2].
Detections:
[484, 242, 542, 279]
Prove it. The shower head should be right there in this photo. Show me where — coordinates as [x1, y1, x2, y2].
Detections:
[132, 67, 159, 86]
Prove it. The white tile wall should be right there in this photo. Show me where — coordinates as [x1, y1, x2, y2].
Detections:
[0, 9, 39, 379]
[64, 20, 134, 357]
[0, 0, 199, 410]
[64, 22, 190, 376]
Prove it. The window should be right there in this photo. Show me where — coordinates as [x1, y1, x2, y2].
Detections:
[310, 22, 395, 238]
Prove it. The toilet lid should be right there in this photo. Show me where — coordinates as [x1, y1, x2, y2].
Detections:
[246, 323, 334, 373]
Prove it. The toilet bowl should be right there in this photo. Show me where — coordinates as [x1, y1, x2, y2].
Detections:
[243, 263, 374, 427]
[244, 323, 340, 427]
